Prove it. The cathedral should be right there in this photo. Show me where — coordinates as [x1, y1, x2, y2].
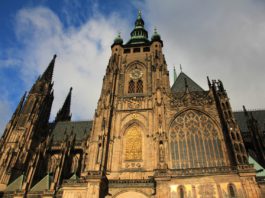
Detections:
[0, 12, 265, 198]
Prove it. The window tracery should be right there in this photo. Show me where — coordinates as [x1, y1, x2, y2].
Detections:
[128, 80, 143, 93]
[170, 110, 226, 168]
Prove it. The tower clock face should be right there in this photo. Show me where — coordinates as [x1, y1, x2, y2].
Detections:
[130, 68, 143, 80]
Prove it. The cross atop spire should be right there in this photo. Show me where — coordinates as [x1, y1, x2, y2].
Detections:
[40, 54, 57, 83]
[55, 87, 72, 122]
[137, 10, 142, 19]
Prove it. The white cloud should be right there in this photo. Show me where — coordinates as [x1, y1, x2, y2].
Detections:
[1, 0, 265, 136]
[143, 0, 265, 110]
[13, 6, 130, 121]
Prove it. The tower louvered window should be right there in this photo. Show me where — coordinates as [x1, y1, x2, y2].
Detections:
[128, 80, 143, 93]
[228, 184, 236, 198]
[128, 80, 135, 93]
[178, 186, 185, 198]
[136, 80, 143, 93]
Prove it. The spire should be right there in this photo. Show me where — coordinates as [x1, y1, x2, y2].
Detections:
[40, 54, 56, 83]
[127, 11, 149, 45]
[12, 92, 27, 118]
[173, 66, 177, 82]
[55, 87, 72, 122]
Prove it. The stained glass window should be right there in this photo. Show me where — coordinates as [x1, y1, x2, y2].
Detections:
[170, 110, 226, 168]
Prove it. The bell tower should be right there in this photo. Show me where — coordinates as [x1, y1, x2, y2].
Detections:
[82, 11, 170, 197]
[76, 11, 261, 198]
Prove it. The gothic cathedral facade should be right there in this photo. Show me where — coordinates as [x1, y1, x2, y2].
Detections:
[0, 12, 264, 198]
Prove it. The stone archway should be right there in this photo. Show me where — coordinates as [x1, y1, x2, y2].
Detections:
[115, 191, 148, 198]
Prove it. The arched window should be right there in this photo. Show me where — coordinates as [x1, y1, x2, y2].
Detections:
[239, 143, 245, 153]
[71, 154, 80, 173]
[228, 183, 237, 198]
[128, 80, 135, 93]
[178, 186, 185, 198]
[237, 154, 243, 164]
[170, 110, 226, 169]
[236, 133, 241, 141]
[49, 155, 58, 173]
[231, 133, 236, 140]
[136, 80, 143, 93]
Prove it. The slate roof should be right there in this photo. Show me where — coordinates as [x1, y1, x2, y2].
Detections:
[233, 110, 265, 132]
[49, 121, 93, 143]
[171, 72, 204, 93]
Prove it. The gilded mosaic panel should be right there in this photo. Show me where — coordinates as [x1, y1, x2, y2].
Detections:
[125, 126, 142, 161]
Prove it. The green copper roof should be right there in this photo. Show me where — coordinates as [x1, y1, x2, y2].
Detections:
[151, 27, 161, 42]
[5, 175, 24, 191]
[171, 72, 204, 93]
[69, 173, 79, 180]
[113, 32, 123, 45]
[249, 155, 265, 177]
[49, 121, 92, 144]
[30, 174, 53, 192]
[127, 11, 149, 45]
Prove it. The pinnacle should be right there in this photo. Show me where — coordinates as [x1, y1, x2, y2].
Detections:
[40, 54, 57, 83]
[55, 87, 72, 122]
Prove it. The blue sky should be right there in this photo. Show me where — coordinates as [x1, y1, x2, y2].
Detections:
[1, 0, 265, 134]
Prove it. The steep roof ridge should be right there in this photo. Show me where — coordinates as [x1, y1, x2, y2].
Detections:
[234, 108, 265, 112]
[171, 72, 204, 93]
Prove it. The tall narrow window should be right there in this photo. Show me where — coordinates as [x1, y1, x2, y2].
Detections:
[228, 184, 236, 198]
[128, 80, 135, 93]
[178, 186, 185, 198]
[136, 80, 143, 93]
[96, 143, 102, 164]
